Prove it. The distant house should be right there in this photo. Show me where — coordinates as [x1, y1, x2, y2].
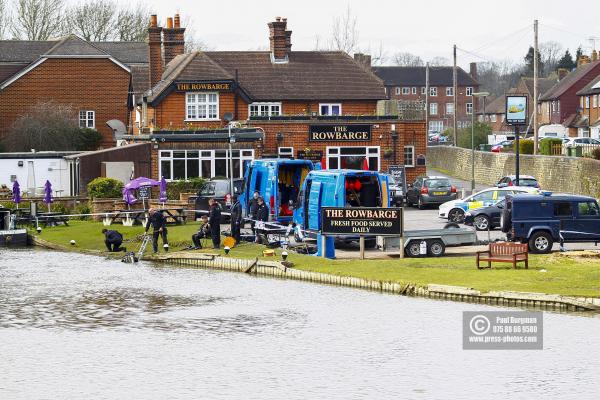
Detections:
[538, 57, 600, 136]
[575, 74, 600, 138]
[372, 64, 479, 134]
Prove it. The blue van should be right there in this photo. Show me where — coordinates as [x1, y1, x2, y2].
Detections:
[239, 159, 315, 223]
[292, 169, 390, 242]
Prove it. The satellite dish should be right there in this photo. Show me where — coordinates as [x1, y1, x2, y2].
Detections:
[106, 119, 127, 140]
[223, 112, 234, 122]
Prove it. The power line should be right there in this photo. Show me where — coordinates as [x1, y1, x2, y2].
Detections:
[471, 24, 532, 54]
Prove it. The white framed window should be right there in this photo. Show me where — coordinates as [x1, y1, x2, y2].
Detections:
[466, 87, 473, 96]
[552, 101, 556, 112]
[412, 87, 417, 94]
[319, 103, 342, 116]
[403, 145, 415, 167]
[186, 92, 219, 121]
[491, 114, 497, 122]
[326, 146, 379, 171]
[429, 120, 444, 133]
[446, 87, 454, 96]
[430, 103, 438, 115]
[249, 102, 281, 117]
[585, 96, 590, 109]
[159, 149, 254, 181]
[402, 87, 410, 95]
[593, 95, 598, 108]
[580, 97, 584, 108]
[395, 87, 401, 95]
[79, 110, 95, 128]
[278, 147, 294, 158]
[430, 87, 437, 96]
[466, 102, 473, 115]
[446, 103, 454, 115]
[421, 87, 426, 95]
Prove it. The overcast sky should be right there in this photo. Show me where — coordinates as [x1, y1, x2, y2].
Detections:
[118, 0, 599, 67]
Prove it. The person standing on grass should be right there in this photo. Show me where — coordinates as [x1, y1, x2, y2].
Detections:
[249, 191, 260, 233]
[102, 229, 126, 252]
[230, 194, 242, 244]
[145, 208, 169, 253]
[208, 198, 222, 249]
[254, 196, 269, 243]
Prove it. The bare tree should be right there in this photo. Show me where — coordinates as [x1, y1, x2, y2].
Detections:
[476, 60, 525, 97]
[181, 15, 212, 52]
[66, 0, 116, 41]
[428, 56, 450, 66]
[392, 52, 424, 66]
[330, 4, 358, 54]
[115, 2, 150, 42]
[12, 0, 65, 40]
[539, 41, 563, 76]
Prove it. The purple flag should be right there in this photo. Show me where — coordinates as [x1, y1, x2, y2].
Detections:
[159, 177, 168, 203]
[43, 180, 53, 205]
[12, 180, 21, 204]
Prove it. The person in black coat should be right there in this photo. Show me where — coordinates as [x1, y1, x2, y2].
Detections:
[191, 215, 209, 249]
[145, 208, 169, 253]
[254, 197, 269, 243]
[230, 194, 242, 244]
[248, 191, 260, 234]
[102, 229, 125, 252]
[208, 198, 222, 249]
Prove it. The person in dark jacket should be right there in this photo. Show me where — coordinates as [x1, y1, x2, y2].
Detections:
[145, 208, 169, 253]
[254, 197, 269, 243]
[249, 191, 260, 234]
[230, 194, 242, 244]
[191, 215, 209, 249]
[102, 228, 125, 252]
[208, 198, 222, 249]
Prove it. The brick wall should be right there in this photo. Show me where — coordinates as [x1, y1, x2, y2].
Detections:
[427, 145, 600, 197]
[0, 58, 131, 147]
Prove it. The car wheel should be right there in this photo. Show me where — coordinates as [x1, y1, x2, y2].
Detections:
[474, 215, 490, 231]
[417, 197, 425, 210]
[528, 231, 553, 254]
[500, 209, 512, 233]
[405, 242, 422, 257]
[448, 208, 465, 223]
[427, 240, 445, 257]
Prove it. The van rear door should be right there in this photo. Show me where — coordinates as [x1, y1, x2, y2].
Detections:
[377, 173, 390, 207]
[307, 181, 323, 231]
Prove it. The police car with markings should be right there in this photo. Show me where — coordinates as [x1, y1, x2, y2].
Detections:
[438, 186, 540, 223]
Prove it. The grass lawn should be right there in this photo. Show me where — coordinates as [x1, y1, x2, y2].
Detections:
[33, 220, 600, 298]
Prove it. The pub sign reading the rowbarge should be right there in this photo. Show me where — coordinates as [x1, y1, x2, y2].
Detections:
[175, 82, 232, 91]
[321, 207, 402, 236]
[309, 124, 371, 141]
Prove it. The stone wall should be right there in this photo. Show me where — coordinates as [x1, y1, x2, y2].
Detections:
[427, 146, 600, 198]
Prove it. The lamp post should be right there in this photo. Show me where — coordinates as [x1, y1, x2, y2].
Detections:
[223, 113, 235, 196]
[470, 92, 490, 192]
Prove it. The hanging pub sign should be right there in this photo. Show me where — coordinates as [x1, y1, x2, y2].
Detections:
[175, 82, 232, 92]
[506, 95, 528, 125]
[321, 207, 403, 236]
[297, 149, 324, 162]
[388, 165, 407, 194]
[309, 124, 371, 142]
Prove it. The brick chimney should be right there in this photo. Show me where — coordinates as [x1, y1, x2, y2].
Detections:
[469, 62, 478, 81]
[592, 49, 599, 62]
[268, 17, 290, 63]
[577, 55, 591, 67]
[148, 14, 163, 87]
[557, 68, 569, 80]
[163, 13, 186, 66]
[353, 53, 372, 72]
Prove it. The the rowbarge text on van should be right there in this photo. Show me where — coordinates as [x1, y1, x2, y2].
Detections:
[309, 125, 372, 141]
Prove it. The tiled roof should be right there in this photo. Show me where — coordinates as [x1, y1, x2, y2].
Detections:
[205, 51, 386, 101]
[540, 61, 600, 100]
[520, 77, 556, 99]
[0, 63, 26, 83]
[576, 74, 600, 96]
[0, 41, 55, 62]
[131, 64, 150, 98]
[95, 42, 148, 64]
[44, 35, 109, 56]
[371, 66, 478, 86]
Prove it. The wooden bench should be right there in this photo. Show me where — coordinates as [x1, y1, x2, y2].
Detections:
[476, 242, 528, 269]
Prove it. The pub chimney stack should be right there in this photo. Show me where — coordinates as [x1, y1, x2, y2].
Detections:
[268, 17, 290, 63]
[163, 13, 186, 67]
[148, 14, 164, 87]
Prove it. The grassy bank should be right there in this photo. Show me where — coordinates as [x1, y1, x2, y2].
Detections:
[33, 221, 600, 298]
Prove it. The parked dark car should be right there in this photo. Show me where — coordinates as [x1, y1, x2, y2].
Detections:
[463, 199, 506, 231]
[194, 179, 243, 219]
[405, 176, 457, 209]
[497, 175, 539, 188]
[502, 193, 600, 253]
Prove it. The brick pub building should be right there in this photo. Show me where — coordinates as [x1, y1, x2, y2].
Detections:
[129, 16, 427, 183]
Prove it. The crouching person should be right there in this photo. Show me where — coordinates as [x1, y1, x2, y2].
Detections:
[102, 228, 126, 252]
[191, 215, 209, 249]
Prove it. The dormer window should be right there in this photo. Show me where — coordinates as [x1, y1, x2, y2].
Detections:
[319, 103, 342, 116]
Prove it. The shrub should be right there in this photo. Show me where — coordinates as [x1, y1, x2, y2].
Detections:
[514, 139, 534, 154]
[166, 177, 207, 200]
[77, 128, 103, 151]
[591, 147, 600, 160]
[455, 122, 492, 149]
[539, 138, 563, 155]
[87, 177, 124, 199]
[74, 203, 91, 220]
[51, 203, 69, 215]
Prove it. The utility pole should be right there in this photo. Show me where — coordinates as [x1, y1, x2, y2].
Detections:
[425, 62, 430, 136]
[453, 44, 458, 145]
[533, 19, 539, 155]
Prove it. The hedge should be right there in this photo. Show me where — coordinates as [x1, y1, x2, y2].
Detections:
[539, 138, 563, 155]
[87, 177, 124, 199]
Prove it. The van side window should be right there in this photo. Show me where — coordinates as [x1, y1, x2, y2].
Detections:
[578, 202, 600, 216]
[553, 202, 572, 217]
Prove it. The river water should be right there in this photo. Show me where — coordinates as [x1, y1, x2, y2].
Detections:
[1, 249, 599, 399]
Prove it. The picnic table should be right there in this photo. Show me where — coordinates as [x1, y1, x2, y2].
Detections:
[37, 212, 69, 227]
[104, 210, 148, 226]
[158, 208, 187, 225]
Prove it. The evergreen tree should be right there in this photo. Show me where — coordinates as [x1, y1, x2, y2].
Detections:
[524, 46, 543, 76]
[556, 49, 576, 71]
